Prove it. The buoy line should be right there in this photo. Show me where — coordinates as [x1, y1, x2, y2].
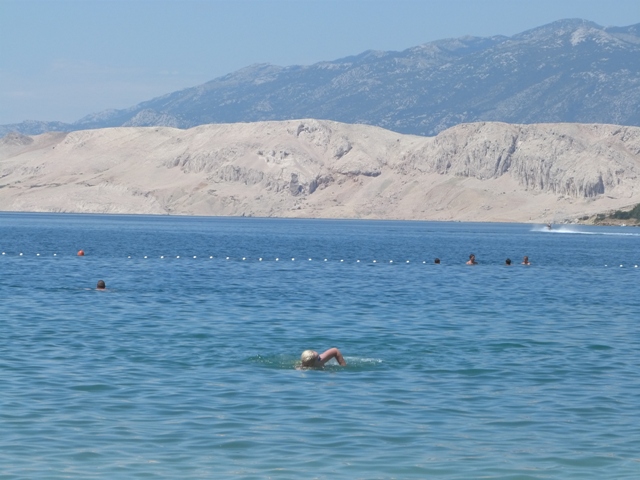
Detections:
[1, 251, 639, 268]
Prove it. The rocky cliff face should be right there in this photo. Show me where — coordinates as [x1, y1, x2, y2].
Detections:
[402, 122, 640, 198]
[1, 120, 639, 222]
[2, 19, 640, 138]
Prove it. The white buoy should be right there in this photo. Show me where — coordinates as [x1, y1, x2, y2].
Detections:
[620, 264, 623, 267]
[19, 253, 23, 256]
[423, 261, 426, 264]
[144, 256, 147, 259]
[226, 257, 230, 260]
[37, 253, 40, 256]
[340, 259, 344, 262]
[1, 252, 4, 255]
[291, 258, 295, 261]
[53, 254, 57, 256]
[406, 260, 409, 263]
[259, 258, 262, 261]
[193, 256, 197, 259]
[390, 260, 393, 263]
[276, 258, 279, 261]
[308, 258, 312, 261]
[128, 256, 131, 259]
[373, 260, 377, 263]
[357, 260, 360, 263]
[209, 256, 213, 259]
[160, 256, 164, 259]
[324, 259, 327, 262]
[176, 256, 180, 259]
[635, 265, 638, 268]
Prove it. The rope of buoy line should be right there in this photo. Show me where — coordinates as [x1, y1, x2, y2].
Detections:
[1, 251, 639, 267]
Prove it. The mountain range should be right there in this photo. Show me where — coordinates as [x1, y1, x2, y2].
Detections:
[2, 19, 639, 138]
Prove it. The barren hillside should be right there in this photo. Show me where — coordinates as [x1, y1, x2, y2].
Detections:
[1, 120, 639, 223]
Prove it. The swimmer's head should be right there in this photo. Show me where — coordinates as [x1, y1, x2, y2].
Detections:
[300, 350, 319, 367]
[505, 258, 511, 265]
[96, 280, 106, 289]
[434, 258, 440, 264]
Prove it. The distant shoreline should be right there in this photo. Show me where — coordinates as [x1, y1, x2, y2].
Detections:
[2, 209, 638, 228]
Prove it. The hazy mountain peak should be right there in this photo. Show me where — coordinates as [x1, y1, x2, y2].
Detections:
[524, 18, 602, 36]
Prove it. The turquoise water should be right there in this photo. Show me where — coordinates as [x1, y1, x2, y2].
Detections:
[1, 213, 639, 479]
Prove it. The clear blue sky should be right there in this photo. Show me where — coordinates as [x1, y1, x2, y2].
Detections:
[1, 0, 639, 124]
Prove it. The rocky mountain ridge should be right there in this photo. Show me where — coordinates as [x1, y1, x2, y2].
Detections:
[1, 120, 639, 222]
[2, 19, 640, 138]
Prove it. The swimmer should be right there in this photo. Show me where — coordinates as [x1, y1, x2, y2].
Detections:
[434, 258, 441, 264]
[466, 253, 478, 265]
[505, 258, 512, 265]
[300, 348, 346, 368]
[522, 256, 531, 265]
[96, 280, 106, 290]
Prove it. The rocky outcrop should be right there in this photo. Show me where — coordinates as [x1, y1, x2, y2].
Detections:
[404, 122, 640, 198]
[1, 119, 639, 223]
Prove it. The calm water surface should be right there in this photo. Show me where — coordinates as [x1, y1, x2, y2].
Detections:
[1, 213, 639, 479]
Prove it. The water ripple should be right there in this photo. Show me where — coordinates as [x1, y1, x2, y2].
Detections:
[1, 215, 640, 478]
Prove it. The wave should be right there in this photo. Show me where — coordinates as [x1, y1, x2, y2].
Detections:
[531, 225, 640, 237]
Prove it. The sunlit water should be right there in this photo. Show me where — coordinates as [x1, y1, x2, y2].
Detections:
[1, 213, 639, 479]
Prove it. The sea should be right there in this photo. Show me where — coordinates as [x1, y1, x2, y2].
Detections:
[1, 212, 639, 479]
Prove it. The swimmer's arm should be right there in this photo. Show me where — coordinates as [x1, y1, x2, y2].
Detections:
[319, 348, 346, 366]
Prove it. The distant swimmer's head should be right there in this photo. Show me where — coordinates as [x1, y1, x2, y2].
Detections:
[434, 258, 440, 264]
[505, 258, 511, 265]
[96, 280, 106, 290]
[300, 350, 319, 368]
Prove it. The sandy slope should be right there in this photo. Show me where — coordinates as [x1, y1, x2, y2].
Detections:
[1, 119, 639, 223]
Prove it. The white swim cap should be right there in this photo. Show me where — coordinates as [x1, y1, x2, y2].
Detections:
[300, 350, 318, 367]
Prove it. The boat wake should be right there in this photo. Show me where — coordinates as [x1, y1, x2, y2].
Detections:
[532, 225, 640, 237]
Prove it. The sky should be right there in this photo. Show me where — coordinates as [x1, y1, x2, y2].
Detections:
[1, 0, 639, 125]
